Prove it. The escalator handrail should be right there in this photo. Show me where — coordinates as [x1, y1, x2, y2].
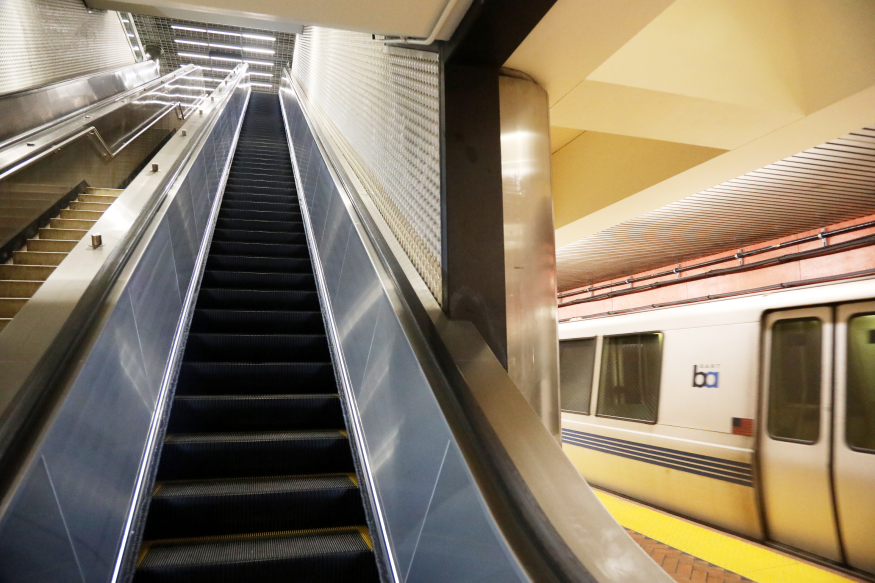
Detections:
[0, 64, 251, 507]
[281, 66, 670, 583]
[0, 64, 205, 181]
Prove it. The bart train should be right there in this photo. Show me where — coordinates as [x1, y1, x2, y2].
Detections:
[558, 275, 875, 576]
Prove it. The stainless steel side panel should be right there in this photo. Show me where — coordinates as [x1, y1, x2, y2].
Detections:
[499, 74, 560, 439]
[0, 61, 159, 146]
[0, 77, 249, 583]
[281, 80, 672, 583]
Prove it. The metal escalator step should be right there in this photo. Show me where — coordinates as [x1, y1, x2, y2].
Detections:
[208, 241, 310, 258]
[144, 474, 363, 539]
[214, 218, 303, 233]
[176, 362, 337, 396]
[190, 309, 324, 334]
[220, 200, 299, 213]
[167, 394, 343, 433]
[219, 208, 301, 222]
[211, 229, 306, 245]
[157, 430, 354, 480]
[183, 333, 329, 362]
[205, 255, 312, 274]
[135, 528, 377, 583]
[195, 288, 320, 310]
[201, 270, 315, 291]
[222, 192, 297, 204]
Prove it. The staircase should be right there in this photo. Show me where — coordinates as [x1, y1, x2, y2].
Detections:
[0, 187, 122, 331]
[133, 93, 379, 582]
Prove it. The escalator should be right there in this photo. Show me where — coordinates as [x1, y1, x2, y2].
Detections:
[133, 94, 379, 582]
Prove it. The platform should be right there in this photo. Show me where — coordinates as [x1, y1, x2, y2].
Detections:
[595, 490, 865, 583]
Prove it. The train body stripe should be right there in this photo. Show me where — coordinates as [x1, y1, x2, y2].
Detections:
[561, 428, 754, 487]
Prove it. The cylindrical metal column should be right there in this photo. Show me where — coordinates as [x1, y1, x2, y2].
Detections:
[499, 71, 560, 440]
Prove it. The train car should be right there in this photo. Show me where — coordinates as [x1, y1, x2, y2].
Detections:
[558, 275, 875, 576]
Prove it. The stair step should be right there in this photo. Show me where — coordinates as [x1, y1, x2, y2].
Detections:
[85, 187, 123, 196]
[167, 394, 343, 433]
[0, 298, 27, 318]
[60, 208, 104, 220]
[78, 194, 118, 204]
[176, 362, 337, 396]
[0, 319, 9, 332]
[157, 430, 353, 480]
[13, 250, 67, 266]
[49, 217, 95, 230]
[26, 239, 77, 252]
[38, 227, 87, 241]
[0, 280, 42, 298]
[0, 264, 55, 281]
[135, 528, 378, 583]
[69, 201, 111, 211]
[143, 474, 363, 539]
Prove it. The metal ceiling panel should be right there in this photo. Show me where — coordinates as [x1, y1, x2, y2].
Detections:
[132, 15, 295, 93]
[556, 127, 875, 291]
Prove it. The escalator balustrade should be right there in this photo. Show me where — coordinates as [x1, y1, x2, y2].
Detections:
[134, 93, 379, 583]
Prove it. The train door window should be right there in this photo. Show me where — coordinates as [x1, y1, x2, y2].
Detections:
[768, 318, 822, 443]
[846, 314, 875, 452]
[560, 338, 596, 414]
[596, 332, 663, 423]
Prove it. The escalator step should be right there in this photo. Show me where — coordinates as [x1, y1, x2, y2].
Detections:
[201, 270, 315, 290]
[157, 430, 354, 480]
[184, 333, 329, 362]
[176, 362, 337, 395]
[190, 309, 325, 334]
[219, 208, 301, 222]
[205, 255, 312, 273]
[144, 474, 364, 539]
[136, 528, 378, 583]
[208, 241, 309, 258]
[196, 288, 320, 310]
[221, 200, 299, 213]
[167, 394, 343, 433]
[214, 218, 303, 233]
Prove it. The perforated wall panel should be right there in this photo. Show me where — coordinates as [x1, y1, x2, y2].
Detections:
[0, 0, 135, 96]
[293, 27, 442, 302]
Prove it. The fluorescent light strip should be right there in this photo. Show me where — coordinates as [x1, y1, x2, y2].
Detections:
[249, 72, 272, 77]
[127, 33, 135, 37]
[121, 18, 129, 22]
[210, 42, 242, 51]
[133, 46, 140, 51]
[172, 25, 206, 33]
[244, 47, 274, 55]
[243, 33, 275, 42]
[244, 59, 273, 67]
[212, 55, 243, 63]
[175, 39, 208, 46]
[177, 52, 211, 60]
[250, 82, 272, 88]
[207, 29, 240, 37]
[203, 66, 233, 73]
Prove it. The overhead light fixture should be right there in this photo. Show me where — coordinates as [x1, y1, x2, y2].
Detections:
[175, 39, 208, 46]
[121, 18, 129, 23]
[243, 47, 274, 55]
[249, 72, 272, 78]
[127, 33, 135, 37]
[244, 59, 273, 67]
[212, 55, 244, 63]
[243, 33, 275, 42]
[172, 25, 206, 33]
[177, 52, 210, 60]
[207, 29, 240, 37]
[250, 82, 272, 88]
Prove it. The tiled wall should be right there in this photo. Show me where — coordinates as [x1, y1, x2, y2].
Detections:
[0, 0, 135, 95]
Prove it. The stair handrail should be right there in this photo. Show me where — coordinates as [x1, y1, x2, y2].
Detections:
[0, 65, 206, 182]
[0, 64, 250, 509]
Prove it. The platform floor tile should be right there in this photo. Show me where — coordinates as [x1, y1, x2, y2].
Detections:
[595, 490, 862, 583]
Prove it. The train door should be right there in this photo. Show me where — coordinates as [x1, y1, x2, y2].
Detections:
[759, 308, 842, 561]
[833, 301, 875, 573]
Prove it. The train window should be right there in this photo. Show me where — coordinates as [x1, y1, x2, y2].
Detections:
[768, 318, 822, 443]
[596, 332, 663, 423]
[847, 314, 875, 453]
[560, 338, 596, 414]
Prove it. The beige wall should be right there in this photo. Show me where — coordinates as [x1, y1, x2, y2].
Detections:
[552, 131, 724, 229]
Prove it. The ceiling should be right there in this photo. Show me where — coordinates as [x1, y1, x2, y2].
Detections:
[89, 0, 472, 38]
[505, 0, 875, 290]
[132, 15, 296, 93]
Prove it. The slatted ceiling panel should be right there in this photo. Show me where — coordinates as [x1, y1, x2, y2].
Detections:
[556, 127, 875, 291]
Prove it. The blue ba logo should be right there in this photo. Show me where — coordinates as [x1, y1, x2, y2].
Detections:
[692, 365, 720, 388]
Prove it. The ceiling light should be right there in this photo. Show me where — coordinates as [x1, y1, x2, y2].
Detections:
[212, 55, 243, 63]
[243, 33, 275, 42]
[177, 52, 211, 60]
[208, 29, 240, 37]
[127, 33, 135, 37]
[175, 39, 208, 46]
[121, 18, 129, 22]
[210, 42, 242, 51]
[249, 72, 272, 77]
[250, 82, 272, 88]
[171, 25, 206, 33]
[244, 59, 273, 67]
[243, 47, 274, 55]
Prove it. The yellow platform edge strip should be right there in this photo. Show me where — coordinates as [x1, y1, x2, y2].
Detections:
[594, 490, 856, 583]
